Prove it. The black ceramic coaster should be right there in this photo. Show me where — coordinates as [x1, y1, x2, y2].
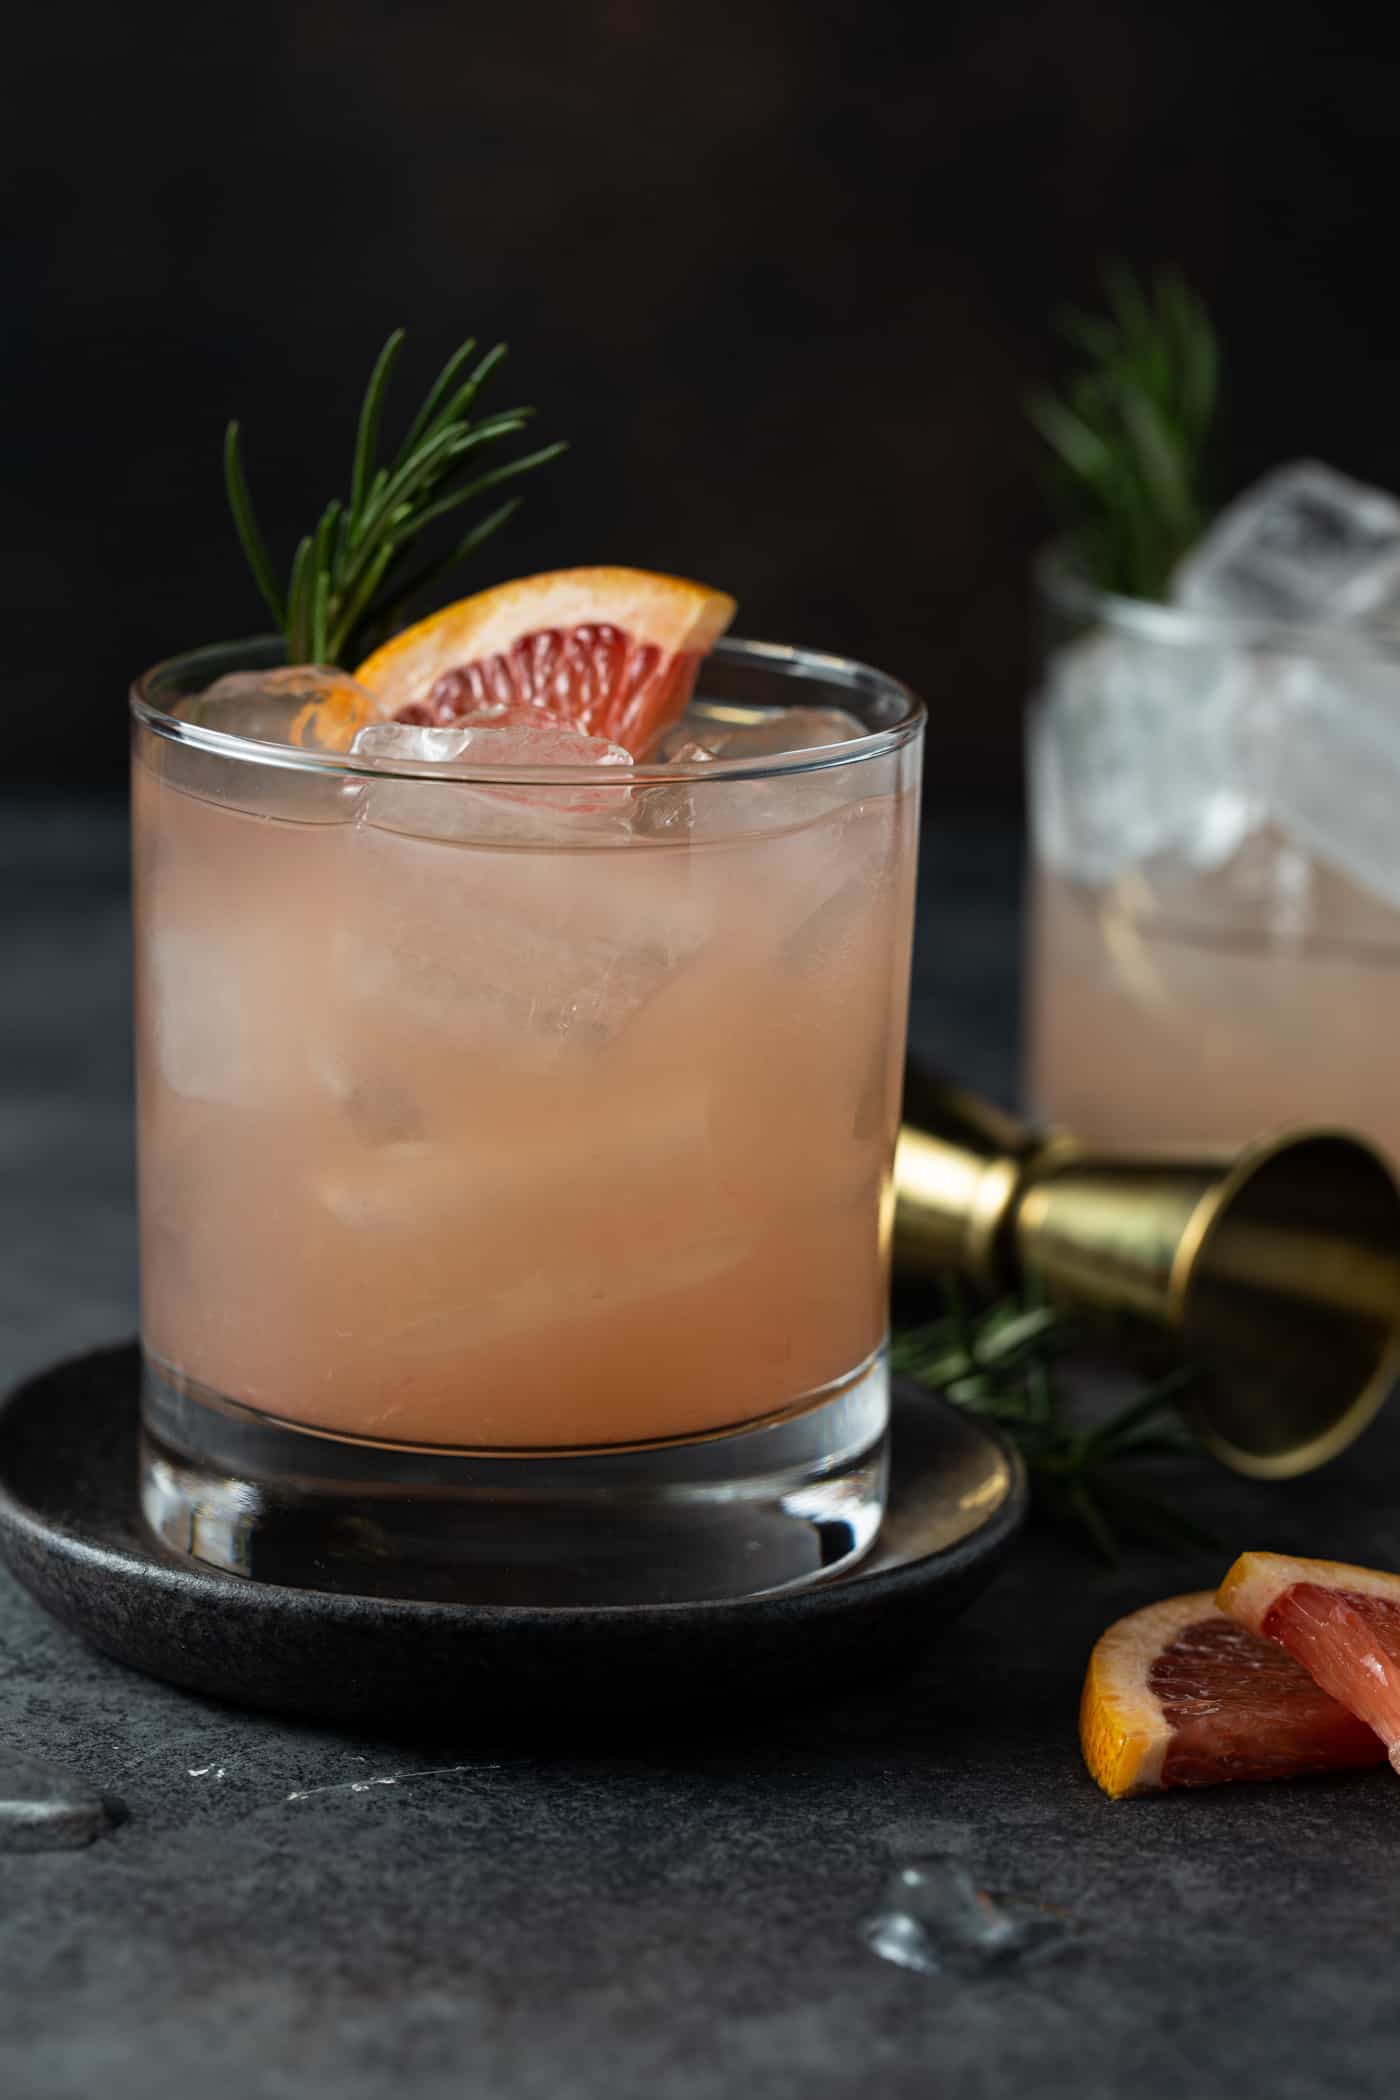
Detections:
[0, 1345, 1026, 1725]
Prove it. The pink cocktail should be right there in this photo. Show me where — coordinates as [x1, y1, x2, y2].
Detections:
[1028, 859, 1400, 1159]
[133, 636, 923, 1603]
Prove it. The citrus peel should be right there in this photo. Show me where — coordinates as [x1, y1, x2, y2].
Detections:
[1080, 1589, 1385, 1798]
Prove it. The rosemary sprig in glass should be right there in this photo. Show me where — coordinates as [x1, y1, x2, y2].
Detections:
[1027, 264, 1220, 602]
[892, 1288, 1215, 1561]
[223, 330, 566, 668]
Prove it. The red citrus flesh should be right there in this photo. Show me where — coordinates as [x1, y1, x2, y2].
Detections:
[1080, 1591, 1386, 1797]
[394, 624, 701, 756]
[1150, 1615, 1386, 1787]
[1260, 1586, 1400, 1765]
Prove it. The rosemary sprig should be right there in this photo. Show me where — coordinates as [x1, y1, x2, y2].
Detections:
[223, 330, 566, 668]
[892, 1287, 1214, 1562]
[1028, 265, 1220, 602]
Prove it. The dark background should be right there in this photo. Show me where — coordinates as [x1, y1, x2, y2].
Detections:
[7, 0, 1397, 794]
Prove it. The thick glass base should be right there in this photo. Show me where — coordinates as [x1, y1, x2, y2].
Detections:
[140, 1351, 889, 1606]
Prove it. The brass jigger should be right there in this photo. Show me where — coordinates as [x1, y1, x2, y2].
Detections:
[892, 1067, 1400, 1479]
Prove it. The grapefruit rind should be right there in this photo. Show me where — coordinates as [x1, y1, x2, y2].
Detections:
[1216, 1551, 1400, 1636]
[1080, 1585, 1387, 1798]
[1079, 1591, 1216, 1799]
[353, 566, 737, 715]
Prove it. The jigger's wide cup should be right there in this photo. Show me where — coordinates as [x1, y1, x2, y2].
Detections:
[130, 637, 924, 1606]
[1016, 1136, 1400, 1476]
[894, 1068, 1400, 1478]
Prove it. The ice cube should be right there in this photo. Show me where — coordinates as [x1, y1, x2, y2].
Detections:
[861, 1858, 1072, 1978]
[1030, 630, 1259, 884]
[1130, 824, 1322, 945]
[147, 925, 311, 1105]
[661, 739, 721, 766]
[352, 722, 475, 766]
[643, 710, 871, 847]
[353, 715, 634, 846]
[1174, 461, 1400, 627]
[313, 1083, 714, 1243]
[331, 797, 712, 1062]
[627, 778, 700, 839]
[342, 713, 699, 1056]
[627, 734, 720, 838]
[1251, 649, 1400, 911]
[179, 665, 377, 752]
[351, 717, 631, 769]
[778, 862, 875, 971]
[654, 719, 721, 763]
[703, 705, 865, 757]
[330, 897, 686, 1062]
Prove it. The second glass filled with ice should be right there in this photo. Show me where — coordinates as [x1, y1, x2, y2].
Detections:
[1028, 462, 1400, 1163]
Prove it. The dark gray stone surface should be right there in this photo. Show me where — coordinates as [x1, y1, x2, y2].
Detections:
[4, 793, 1400, 2100]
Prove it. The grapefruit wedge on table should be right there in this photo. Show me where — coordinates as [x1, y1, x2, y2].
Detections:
[1219, 1552, 1400, 1773]
[354, 566, 737, 758]
[1080, 1591, 1386, 1798]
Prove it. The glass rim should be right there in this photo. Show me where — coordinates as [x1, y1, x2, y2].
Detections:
[1036, 537, 1400, 660]
[129, 633, 925, 787]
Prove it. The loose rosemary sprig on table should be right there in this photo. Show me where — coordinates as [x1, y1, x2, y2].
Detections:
[893, 1288, 1214, 1562]
[1027, 265, 1221, 602]
[223, 330, 566, 668]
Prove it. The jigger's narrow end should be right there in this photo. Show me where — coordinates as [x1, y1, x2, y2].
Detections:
[1170, 1129, 1400, 1479]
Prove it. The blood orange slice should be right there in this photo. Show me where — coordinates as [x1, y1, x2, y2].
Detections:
[1080, 1591, 1386, 1798]
[354, 566, 736, 760]
[1218, 1551, 1400, 1773]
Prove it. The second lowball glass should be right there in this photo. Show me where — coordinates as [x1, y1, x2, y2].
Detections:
[1026, 553, 1400, 1165]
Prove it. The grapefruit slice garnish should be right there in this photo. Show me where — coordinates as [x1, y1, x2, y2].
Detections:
[1080, 1590, 1386, 1798]
[1218, 1551, 1400, 1773]
[353, 566, 737, 759]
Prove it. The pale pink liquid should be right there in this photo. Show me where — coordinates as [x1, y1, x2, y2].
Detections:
[134, 747, 918, 1449]
[1028, 864, 1400, 1162]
